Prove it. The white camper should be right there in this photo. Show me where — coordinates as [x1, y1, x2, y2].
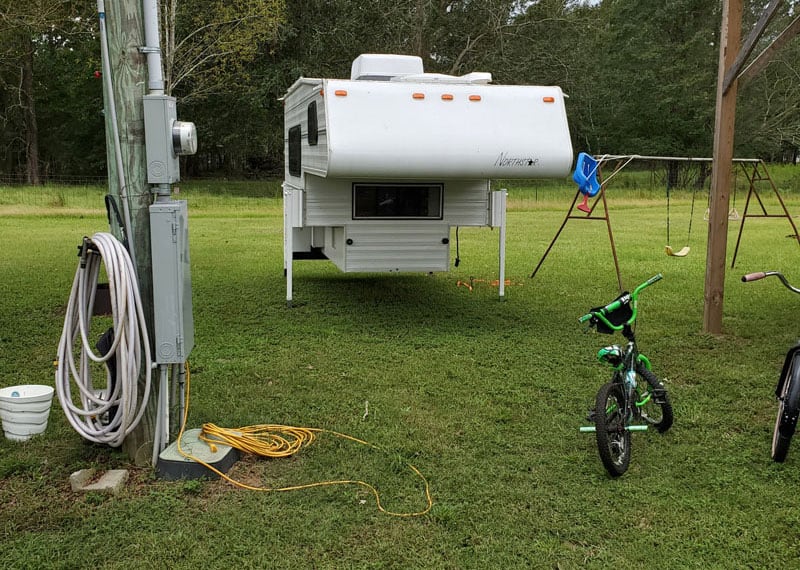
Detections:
[282, 54, 573, 303]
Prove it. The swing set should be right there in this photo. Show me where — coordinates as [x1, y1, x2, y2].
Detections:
[530, 154, 800, 288]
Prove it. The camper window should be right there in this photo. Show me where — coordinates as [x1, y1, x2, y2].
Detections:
[288, 125, 301, 176]
[352, 183, 443, 220]
[307, 102, 318, 146]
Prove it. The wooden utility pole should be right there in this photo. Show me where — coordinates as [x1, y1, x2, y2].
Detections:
[703, 0, 743, 334]
[100, 0, 156, 464]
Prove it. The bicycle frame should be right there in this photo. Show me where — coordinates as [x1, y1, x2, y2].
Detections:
[600, 327, 650, 430]
[581, 273, 663, 426]
[579, 274, 672, 476]
[742, 270, 800, 462]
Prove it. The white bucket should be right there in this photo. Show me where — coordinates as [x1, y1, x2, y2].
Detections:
[0, 385, 55, 442]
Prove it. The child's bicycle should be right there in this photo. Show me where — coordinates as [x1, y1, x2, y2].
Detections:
[579, 274, 674, 476]
[742, 271, 800, 462]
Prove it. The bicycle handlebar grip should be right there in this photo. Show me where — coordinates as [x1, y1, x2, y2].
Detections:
[741, 272, 767, 282]
[646, 273, 663, 286]
[578, 313, 592, 324]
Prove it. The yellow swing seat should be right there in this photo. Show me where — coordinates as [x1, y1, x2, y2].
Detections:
[665, 245, 690, 257]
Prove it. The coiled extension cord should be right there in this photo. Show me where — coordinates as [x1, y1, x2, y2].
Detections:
[178, 365, 433, 517]
[55, 232, 152, 447]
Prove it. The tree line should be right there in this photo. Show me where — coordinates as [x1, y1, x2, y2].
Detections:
[1, 0, 798, 184]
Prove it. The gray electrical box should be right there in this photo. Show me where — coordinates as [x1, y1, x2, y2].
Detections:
[144, 94, 181, 184]
[150, 200, 194, 363]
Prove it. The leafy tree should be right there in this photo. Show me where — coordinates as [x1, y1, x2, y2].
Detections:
[34, 22, 105, 177]
[495, 1, 603, 152]
[736, 1, 800, 160]
[0, 0, 96, 182]
[582, 0, 720, 156]
[161, 0, 285, 101]
[159, 0, 285, 176]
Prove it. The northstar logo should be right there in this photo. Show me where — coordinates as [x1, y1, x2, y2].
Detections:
[494, 152, 540, 167]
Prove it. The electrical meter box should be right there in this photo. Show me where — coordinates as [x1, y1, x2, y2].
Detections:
[144, 94, 180, 184]
[150, 200, 194, 363]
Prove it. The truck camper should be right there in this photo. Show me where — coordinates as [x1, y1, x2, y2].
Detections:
[282, 53, 573, 303]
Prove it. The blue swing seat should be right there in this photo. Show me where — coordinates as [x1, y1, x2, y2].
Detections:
[572, 152, 601, 197]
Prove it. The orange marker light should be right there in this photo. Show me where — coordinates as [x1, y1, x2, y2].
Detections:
[441, 94, 454, 101]
[543, 96, 555, 103]
[334, 90, 348, 97]
[412, 92, 425, 100]
[469, 95, 482, 102]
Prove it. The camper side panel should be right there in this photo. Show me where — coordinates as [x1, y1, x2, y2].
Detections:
[284, 79, 327, 183]
[304, 175, 488, 227]
[445, 180, 490, 226]
[342, 222, 450, 273]
[324, 79, 573, 179]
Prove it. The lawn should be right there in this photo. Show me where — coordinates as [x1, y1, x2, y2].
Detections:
[2, 170, 800, 568]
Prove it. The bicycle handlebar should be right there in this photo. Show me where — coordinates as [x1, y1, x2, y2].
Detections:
[741, 271, 800, 294]
[579, 274, 663, 328]
[741, 272, 767, 282]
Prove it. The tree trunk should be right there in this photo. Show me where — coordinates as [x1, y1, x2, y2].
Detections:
[21, 38, 40, 186]
[414, 0, 430, 62]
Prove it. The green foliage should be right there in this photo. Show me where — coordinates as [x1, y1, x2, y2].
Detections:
[582, 0, 719, 156]
[736, 1, 800, 160]
[33, 24, 106, 177]
[2, 0, 800, 180]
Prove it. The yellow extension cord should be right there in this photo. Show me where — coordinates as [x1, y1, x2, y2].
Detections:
[175, 364, 433, 517]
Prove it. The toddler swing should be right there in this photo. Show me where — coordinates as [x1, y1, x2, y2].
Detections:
[665, 168, 698, 257]
[572, 152, 601, 213]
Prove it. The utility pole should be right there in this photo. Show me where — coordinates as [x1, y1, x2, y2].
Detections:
[704, 0, 742, 334]
[99, 0, 156, 464]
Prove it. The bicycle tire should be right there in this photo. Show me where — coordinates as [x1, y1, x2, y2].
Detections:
[635, 365, 674, 433]
[595, 381, 631, 477]
[772, 353, 800, 462]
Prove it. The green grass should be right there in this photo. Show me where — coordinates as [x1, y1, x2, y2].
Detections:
[2, 174, 800, 568]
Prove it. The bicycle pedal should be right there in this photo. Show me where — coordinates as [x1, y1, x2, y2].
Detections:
[651, 388, 668, 404]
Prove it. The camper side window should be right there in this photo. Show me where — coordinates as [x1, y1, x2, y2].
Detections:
[307, 102, 318, 146]
[352, 184, 443, 220]
[288, 125, 301, 176]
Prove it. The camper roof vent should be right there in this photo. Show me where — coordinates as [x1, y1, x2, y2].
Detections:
[350, 54, 424, 81]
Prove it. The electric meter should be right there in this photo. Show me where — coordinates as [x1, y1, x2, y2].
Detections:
[172, 121, 197, 156]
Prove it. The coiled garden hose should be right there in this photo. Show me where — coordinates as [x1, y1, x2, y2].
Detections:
[55, 232, 152, 447]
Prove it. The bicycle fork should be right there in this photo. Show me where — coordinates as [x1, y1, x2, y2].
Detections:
[580, 363, 650, 434]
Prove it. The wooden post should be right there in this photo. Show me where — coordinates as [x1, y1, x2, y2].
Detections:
[703, 0, 743, 335]
[100, 0, 156, 464]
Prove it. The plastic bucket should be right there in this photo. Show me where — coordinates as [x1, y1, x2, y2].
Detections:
[0, 385, 55, 442]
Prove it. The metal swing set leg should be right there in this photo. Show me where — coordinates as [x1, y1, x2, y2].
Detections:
[530, 185, 623, 292]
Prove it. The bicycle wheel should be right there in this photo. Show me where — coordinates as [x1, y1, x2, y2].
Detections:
[595, 382, 631, 477]
[635, 365, 674, 433]
[772, 354, 800, 462]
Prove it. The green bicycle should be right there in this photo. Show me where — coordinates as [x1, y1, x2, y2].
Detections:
[579, 274, 674, 476]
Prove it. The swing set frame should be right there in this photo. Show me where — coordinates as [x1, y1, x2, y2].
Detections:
[530, 154, 798, 290]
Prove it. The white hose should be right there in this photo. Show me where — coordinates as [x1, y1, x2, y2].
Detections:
[55, 232, 153, 447]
